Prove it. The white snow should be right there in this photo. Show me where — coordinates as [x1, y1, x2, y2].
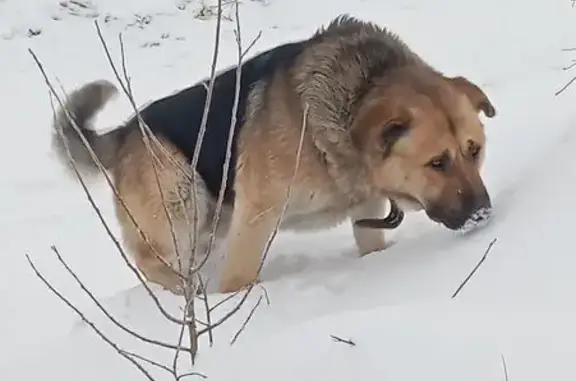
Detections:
[1, 0, 576, 379]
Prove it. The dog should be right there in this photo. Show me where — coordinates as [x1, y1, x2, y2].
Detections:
[50, 14, 497, 295]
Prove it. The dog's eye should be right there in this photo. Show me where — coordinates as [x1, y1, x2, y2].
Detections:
[468, 140, 482, 161]
[427, 152, 450, 172]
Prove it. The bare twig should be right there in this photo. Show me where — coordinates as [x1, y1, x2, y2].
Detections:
[186, 305, 198, 366]
[95, 24, 188, 286]
[33, 1, 278, 377]
[45, 87, 202, 379]
[188, 0, 224, 277]
[557, 49, 576, 94]
[200, 103, 310, 334]
[191, 0, 263, 276]
[209, 288, 246, 313]
[256, 103, 310, 277]
[25, 254, 157, 381]
[259, 284, 271, 306]
[173, 296, 195, 376]
[123, 33, 184, 279]
[501, 354, 509, 381]
[330, 335, 357, 347]
[123, 344, 207, 379]
[177, 372, 208, 380]
[451, 238, 497, 299]
[196, 274, 214, 346]
[92, 21, 230, 370]
[122, 350, 174, 374]
[563, 61, 576, 71]
[113, 35, 208, 370]
[555, 75, 576, 96]
[240, 31, 263, 60]
[49, 245, 193, 354]
[186, 0, 266, 351]
[230, 295, 264, 345]
[31, 51, 187, 325]
[198, 282, 255, 335]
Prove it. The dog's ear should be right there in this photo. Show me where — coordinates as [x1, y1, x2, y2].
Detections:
[448, 76, 496, 118]
[378, 121, 410, 158]
[380, 121, 409, 149]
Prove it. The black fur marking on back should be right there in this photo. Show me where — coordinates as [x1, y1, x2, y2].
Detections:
[124, 40, 307, 203]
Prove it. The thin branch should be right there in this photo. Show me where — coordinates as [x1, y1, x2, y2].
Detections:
[177, 372, 208, 380]
[209, 288, 245, 313]
[200, 103, 309, 335]
[96, 24, 188, 286]
[123, 33, 185, 281]
[173, 295, 193, 377]
[186, 305, 198, 366]
[197, 274, 214, 346]
[122, 350, 173, 374]
[330, 335, 357, 347]
[255, 103, 310, 278]
[451, 238, 497, 299]
[188, 0, 224, 277]
[259, 284, 271, 306]
[230, 294, 264, 345]
[49, 245, 192, 353]
[198, 282, 255, 335]
[563, 61, 576, 71]
[191, 0, 263, 275]
[240, 31, 263, 60]
[501, 354, 509, 381]
[25, 254, 157, 381]
[91, 26, 235, 374]
[30, 50, 186, 325]
[555, 74, 576, 96]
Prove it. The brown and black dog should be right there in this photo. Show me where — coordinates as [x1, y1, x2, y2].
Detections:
[51, 15, 497, 294]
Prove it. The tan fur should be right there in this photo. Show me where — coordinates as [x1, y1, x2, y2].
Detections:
[112, 133, 232, 294]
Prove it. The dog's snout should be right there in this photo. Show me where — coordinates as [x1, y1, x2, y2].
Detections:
[426, 187, 492, 231]
[461, 188, 491, 213]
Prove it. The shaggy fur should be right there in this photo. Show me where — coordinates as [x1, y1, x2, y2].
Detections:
[51, 14, 497, 294]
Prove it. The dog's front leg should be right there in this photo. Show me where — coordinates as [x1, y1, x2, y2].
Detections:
[218, 198, 280, 294]
[350, 197, 388, 256]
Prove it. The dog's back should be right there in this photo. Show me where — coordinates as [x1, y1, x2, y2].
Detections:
[52, 39, 307, 203]
[133, 40, 307, 201]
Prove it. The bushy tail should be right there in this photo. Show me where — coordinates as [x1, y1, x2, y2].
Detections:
[51, 79, 122, 179]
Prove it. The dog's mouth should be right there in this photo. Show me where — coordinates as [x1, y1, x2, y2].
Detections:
[456, 207, 493, 233]
[426, 206, 493, 233]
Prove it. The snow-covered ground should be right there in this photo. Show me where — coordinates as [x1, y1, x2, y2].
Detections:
[2, 0, 576, 379]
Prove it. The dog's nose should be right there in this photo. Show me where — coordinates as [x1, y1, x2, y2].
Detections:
[455, 188, 492, 231]
[428, 187, 492, 231]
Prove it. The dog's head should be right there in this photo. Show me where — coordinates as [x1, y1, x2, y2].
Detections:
[351, 68, 496, 231]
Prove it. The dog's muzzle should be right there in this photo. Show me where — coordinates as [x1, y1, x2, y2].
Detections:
[426, 189, 493, 233]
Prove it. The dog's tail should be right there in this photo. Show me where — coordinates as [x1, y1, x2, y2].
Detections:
[51, 79, 124, 179]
